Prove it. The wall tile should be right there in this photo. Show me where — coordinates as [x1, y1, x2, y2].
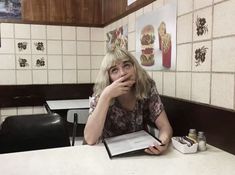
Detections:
[16, 55, 32, 69]
[192, 41, 211, 72]
[47, 25, 61, 40]
[128, 13, 136, 33]
[62, 26, 76, 40]
[15, 24, 30, 39]
[91, 28, 104, 41]
[77, 70, 91, 83]
[211, 73, 234, 109]
[32, 55, 47, 69]
[122, 16, 128, 26]
[143, 3, 153, 14]
[0, 55, 15, 69]
[15, 39, 31, 54]
[193, 7, 212, 41]
[47, 40, 62, 54]
[77, 41, 90, 55]
[1, 108, 17, 116]
[17, 107, 33, 115]
[178, 0, 193, 16]
[153, 0, 164, 10]
[191, 73, 210, 104]
[0, 39, 15, 54]
[91, 70, 99, 83]
[31, 25, 46, 39]
[176, 72, 191, 100]
[77, 27, 90, 41]
[177, 43, 192, 71]
[91, 55, 103, 69]
[0, 70, 16, 85]
[63, 55, 76, 69]
[214, 0, 225, 3]
[163, 72, 176, 97]
[1, 23, 14, 38]
[48, 70, 62, 84]
[135, 8, 144, 18]
[33, 70, 48, 84]
[31, 40, 46, 54]
[91, 42, 105, 55]
[128, 32, 136, 51]
[214, 0, 235, 37]
[63, 70, 77, 83]
[177, 13, 193, 44]
[48, 55, 62, 69]
[16, 70, 32, 84]
[62, 41, 76, 55]
[212, 37, 235, 72]
[152, 71, 163, 94]
[194, 0, 212, 10]
[77, 56, 91, 69]
[33, 106, 47, 114]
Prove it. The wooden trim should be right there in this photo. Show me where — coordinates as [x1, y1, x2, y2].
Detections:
[0, 84, 94, 108]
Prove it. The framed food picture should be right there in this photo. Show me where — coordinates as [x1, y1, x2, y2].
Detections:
[136, 1, 176, 71]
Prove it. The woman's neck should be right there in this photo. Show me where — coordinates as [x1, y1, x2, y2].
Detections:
[117, 91, 136, 111]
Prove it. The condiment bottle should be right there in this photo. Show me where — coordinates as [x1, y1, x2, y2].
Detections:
[198, 131, 207, 151]
[188, 129, 197, 140]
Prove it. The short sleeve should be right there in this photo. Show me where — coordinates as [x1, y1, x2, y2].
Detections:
[147, 83, 164, 123]
[89, 95, 99, 114]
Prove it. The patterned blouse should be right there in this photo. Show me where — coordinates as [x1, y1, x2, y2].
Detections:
[89, 82, 164, 139]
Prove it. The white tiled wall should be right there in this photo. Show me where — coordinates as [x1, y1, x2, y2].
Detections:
[1, 0, 235, 121]
[0, 24, 105, 120]
[104, 0, 235, 111]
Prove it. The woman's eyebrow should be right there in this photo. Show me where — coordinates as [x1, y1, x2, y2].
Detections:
[109, 65, 117, 70]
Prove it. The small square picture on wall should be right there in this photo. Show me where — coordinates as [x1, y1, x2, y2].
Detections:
[0, 0, 21, 19]
[106, 25, 128, 52]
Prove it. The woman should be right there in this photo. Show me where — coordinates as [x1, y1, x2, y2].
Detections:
[84, 47, 172, 155]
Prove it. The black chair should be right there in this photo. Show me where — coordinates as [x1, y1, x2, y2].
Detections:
[0, 113, 70, 154]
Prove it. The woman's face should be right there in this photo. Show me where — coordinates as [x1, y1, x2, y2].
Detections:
[108, 59, 136, 82]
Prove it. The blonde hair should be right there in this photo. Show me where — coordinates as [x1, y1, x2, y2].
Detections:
[94, 47, 153, 100]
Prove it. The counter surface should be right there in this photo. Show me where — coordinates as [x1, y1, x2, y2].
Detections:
[0, 144, 235, 175]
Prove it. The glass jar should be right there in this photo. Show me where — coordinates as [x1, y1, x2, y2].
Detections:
[198, 131, 207, 151]
[188, 129, 197, 140]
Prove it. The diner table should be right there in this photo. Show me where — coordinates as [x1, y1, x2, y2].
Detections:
[0, 143, 235, 175]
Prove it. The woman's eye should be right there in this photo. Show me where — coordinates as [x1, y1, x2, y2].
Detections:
[110, 68, 118, 74]
[124, 63, 132, 69]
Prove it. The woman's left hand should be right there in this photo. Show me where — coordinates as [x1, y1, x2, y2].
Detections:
[144, 142, 168, 155]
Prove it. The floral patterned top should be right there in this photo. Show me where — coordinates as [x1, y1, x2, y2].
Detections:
[89, 82, 164, 139]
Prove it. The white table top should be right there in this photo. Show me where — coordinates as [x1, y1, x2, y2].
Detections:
[46, 99, 89, 110]
[1, 144, 235, 175]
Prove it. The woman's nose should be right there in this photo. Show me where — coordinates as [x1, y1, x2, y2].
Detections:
[120, 68, 127, 76]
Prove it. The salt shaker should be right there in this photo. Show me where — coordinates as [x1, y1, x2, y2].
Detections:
[198, 131, 207, 151]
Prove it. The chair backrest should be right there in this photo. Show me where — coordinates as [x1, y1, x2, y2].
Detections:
[0, 113, 70, 154]
[67, 109, 89, 124]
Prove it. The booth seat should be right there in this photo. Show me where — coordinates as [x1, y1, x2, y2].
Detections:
[0, 113, 70, 154]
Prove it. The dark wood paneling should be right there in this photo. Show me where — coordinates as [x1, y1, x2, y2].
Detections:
[21, 0, 102, 26]
[2, 0, 155, 26]
[161, 95, 235, 155]
[0, 84, 94, 108]
[22, 0, 48, 22]
[47, 0, 65, 23]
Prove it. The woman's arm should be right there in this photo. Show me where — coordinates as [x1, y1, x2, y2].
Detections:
[84, 92, 112, 145]
[145, 110, 173, 154]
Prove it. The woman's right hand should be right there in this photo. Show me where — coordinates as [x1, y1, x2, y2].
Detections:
[102, 74, 136, 99]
